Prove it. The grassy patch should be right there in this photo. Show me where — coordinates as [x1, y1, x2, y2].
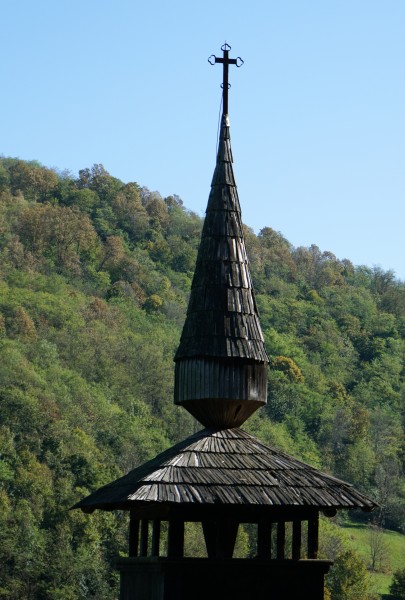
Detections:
[341, 520, 405, 596]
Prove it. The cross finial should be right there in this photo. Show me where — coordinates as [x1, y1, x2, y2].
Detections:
[208, 43, 244, 115]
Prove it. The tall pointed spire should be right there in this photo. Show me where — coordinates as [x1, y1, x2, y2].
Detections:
[174, 48, 268, 428]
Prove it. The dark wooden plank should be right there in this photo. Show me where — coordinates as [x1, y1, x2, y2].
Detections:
[257, 520, 272, 559]
[308, 514, 319, 559]
[292, 520, 302, 560]
[128, 512, 139, 557]
[139, 519, 149, 557]
[151, 519, 161, 557]
[167, 519, 185, 558]
[277, 521, 286, 559]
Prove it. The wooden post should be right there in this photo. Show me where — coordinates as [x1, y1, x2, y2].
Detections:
[292, 520, 302, 560]
[168, 519, 184, 558]
[202, 519, 239, 558]
[151, 519, 161, 557]
[129, 512, 139, 557]
[308, 514, 319, 559]
[221, 519, 239, 559]
[257, 520, 272, 559]
[276, 521, 285, 559]
[202, 520, 216, 558]
[140, 519, 149, 557]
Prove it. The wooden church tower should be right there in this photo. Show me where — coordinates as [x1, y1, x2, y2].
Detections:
[74, 44, 376, 600]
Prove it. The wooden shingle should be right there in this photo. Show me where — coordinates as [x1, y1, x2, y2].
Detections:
[74, 428, 377, 513]
[174, 115, 268, 365]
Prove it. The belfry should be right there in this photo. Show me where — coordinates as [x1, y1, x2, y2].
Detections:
[74, 44, 376, 600]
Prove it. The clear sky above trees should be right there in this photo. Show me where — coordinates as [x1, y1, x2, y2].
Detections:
[2, 0, 404, 279]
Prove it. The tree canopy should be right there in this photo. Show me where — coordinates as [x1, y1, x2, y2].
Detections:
[0, 157, 404, 598]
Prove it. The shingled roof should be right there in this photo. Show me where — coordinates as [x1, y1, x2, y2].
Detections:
[174, 115, 268, 363]
[74, 428, 376, 513]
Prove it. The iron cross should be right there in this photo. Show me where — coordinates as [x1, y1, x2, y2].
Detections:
[208, 43, 244, 115]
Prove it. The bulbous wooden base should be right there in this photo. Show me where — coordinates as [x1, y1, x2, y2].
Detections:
[174, 358, 267, 427]
[179, 397, 264, 428]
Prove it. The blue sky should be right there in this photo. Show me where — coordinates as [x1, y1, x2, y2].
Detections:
[2, 0, 404, 279]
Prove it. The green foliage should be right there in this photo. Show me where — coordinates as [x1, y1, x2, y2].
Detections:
[271, 355, 304, 383]
[326, 549, 376, 600]
[7, 158, 58, 202]
[0, 156, 404, 597]
[390, 568, 405, 599]
[341, 520, 405, 596]
[18, 203, 98, 274]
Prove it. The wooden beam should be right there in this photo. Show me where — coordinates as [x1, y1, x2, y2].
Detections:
[151, 519, 161, 557]
[202, 520, 216, 558]
[168, 519, 185, 558]
[257, 520, 272, 559]
[129, 512, 139, 557]
[119, 502, 320, 524]
[308, 514, 319, 559]
[276, 521, 286, 559]
[202, 519, 239, 558]
[140, 519, 149, 557]
[292, 520, 302, 560]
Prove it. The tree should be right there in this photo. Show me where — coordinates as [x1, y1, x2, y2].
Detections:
[19, 204, 98, 272]
[257, 227, 296, 282]
[368, 521, 389, 572]
[111, 183, 148, 241]
[77, 164, 122, 202]
[9, 306, 37, 339]
[8, 160, 58, 201]
[325, 549, 375, 600]
[143, 294, 163, 313]
[61, 187, 99, 214]
[98, 236, 126, 273]
[142, 190, 169, 232]
[271, 355, 304, 383]
[390, 567, 405, 599]
[0, 161, 10, 190]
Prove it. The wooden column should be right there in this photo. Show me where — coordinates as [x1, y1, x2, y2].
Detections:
[202, 520, 216, 558]
[308, 514, 319, 559]
[129, 511, 139, 557]
[202, 519, 239, 559]
[257, 520, 272, 559]
[168, 519, 185, 558]
[140, 519, 149, 557]
[292, 520, 302, 560]
[151, 519, 161, 557]
[276, 521, 285, 559]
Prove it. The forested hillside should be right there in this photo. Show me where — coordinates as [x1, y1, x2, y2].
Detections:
[0, 158, 404, 599]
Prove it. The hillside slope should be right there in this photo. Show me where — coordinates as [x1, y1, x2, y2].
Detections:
[0, 159, 404, 599]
